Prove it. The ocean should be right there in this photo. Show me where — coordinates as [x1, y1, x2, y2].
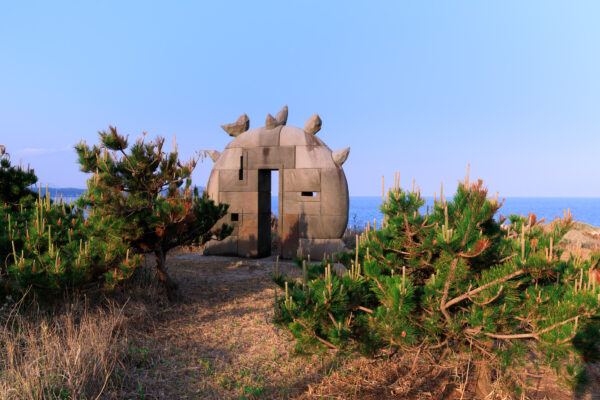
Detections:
[272, 196, 600, 228]
[48, 188, 600, 228]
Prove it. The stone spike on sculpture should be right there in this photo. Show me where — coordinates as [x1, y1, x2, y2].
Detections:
[304, 114, 322, 135]
[275, 105, 288, 126]
[221, 113, 250, 137]
[206, 150, 221, 162]
[265, 105, 288, 129]
[265, 114, 278, 129]
[332, 147, 350, 166]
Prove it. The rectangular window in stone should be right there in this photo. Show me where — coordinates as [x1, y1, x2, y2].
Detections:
[231, 213, 239, 222]
[238, 156, 243, 180]
[301, 191, 315, 197]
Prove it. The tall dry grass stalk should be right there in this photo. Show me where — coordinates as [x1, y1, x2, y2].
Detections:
[0, 295, 127, 400]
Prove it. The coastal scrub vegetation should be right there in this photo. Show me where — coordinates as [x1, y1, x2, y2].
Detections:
[0, 145, 140, 299]
[0, 128, 231, 300]
[273, 174, 600, 397]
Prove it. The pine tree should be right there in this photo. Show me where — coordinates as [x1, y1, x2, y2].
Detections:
[273, 176, 600, 395]
[75, 127, 232, 299]
[0, 145, 37, 207]
[0, 146, 141, 299]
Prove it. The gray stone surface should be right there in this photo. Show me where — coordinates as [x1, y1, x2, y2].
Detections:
[300, 215, 348, 239]
[320, 168, 349, 216]
[214, 147, 243, 170]
[283, 191, 320, 203]
[225, 126, 282, 148]
[282, 199, 321, 215]
[304, 114, 322, 135]
[280, 126, 326, 147]
[204, 236, 238, 255]
[332, 147, 350, 166]
[275, 105, 288, 126]
[205, 107, 350, 260]
[221, 113, 249, 137]
[295, 145, 335, 169]
[220, 191, 259, 214]
[281, 213, 299, 259]
[219, 169, 259, 192]
[265, 114, 278, 129]
[283, 169, 320, 192]
[206, 169, 219, 201]
[298, 239, 346, 259]
[207, 150, 221, 162]
[246, 146, 295, 169]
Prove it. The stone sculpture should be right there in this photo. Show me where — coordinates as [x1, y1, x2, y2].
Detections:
[204, 106, 350, 260]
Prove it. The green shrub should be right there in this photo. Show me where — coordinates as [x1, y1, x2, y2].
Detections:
[0, 148, 141, 299]
[273, 177, 600, 395]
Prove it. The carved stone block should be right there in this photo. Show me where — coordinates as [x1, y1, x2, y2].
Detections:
[280, 126, 326, 147]
[214, 147, 242, 170]
[226, 126, 282, 148]
[283, 168, 320, 192]
[219, 169, 258, 192]
[300, 215, 347, 239]
[295, 145, 333, 169]
[246, 146, 295, 169]
[282, 199, 321, 215]
[281, 213, 299, 259]
[283, 191, 320, 203]
[204, 236, 238, 256]
[320, 168, 349, 216]
[298, 238, 346, 260]
[219, 191, 259, 214]
[238, 235, 259, 258]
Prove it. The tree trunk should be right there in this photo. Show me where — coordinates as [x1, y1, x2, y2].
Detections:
[155, 247, 179, 300]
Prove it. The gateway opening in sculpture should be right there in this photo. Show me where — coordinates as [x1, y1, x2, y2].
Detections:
[204, 106, 350, 260]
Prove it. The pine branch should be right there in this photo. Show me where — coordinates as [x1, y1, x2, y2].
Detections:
[439, 258, 459, 324]
[483, 315, 582, 340]
[444, 269, 525, 310]
[294, 318, 338, 349]
[471, 285, 503, 306]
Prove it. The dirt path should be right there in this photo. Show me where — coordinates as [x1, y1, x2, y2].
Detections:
[121, 253, 332, 399]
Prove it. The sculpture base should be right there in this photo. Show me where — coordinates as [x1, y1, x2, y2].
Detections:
[297, 238, 346, 261]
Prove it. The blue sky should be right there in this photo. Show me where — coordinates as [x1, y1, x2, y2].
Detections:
[1, 1, 599, 197]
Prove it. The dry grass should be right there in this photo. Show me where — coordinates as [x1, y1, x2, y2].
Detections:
[298, 354, 458, 400]
[0, 295, 128, 399]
